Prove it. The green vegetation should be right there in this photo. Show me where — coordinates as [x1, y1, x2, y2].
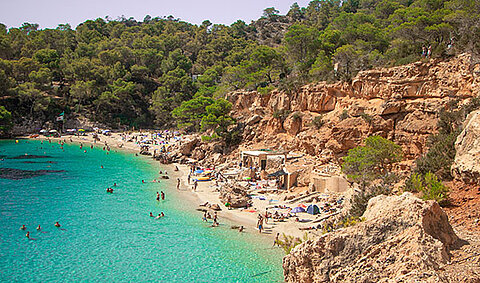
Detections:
[342, 135, 403, 183]
[339, 110, 349, 121]
[0, 106, 12, 136]
[412, 98, 480, 181]
[322, 216, 366, 233]
[403, 98, 480, 205]
[0, 0, 478, 135]
[342, 136, 402, 217]
[359, 112, 373, 124]
[292, 111, 302, 120]
[272, 109, 291, 121]
[276, 233, 309, 254]
[405, 172, 449, 204]
[311, 115, 325, 129]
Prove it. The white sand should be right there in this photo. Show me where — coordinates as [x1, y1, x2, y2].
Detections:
[27, 132, 326, 240]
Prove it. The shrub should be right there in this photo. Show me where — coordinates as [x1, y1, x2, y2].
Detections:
[404, 172, 424, 192]
[348, 184, 391, 217]
[272, 109, 291, 121]
[339, 109, 349, 121]
[257, 85, 275, 95]
[292, 111, 302, 120]
[420, 172, 449, 205]
[342, 135, 403, 183]
[201, 133, 219, 142]
[276, 233, 309, 254]
[359, 112, 373, 124]
[311, 115, 325, 129]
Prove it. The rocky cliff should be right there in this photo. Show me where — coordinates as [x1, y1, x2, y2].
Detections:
[282, 193, 460, 283]
[228, 54, 480, 168]
[452, 110, 480, 184]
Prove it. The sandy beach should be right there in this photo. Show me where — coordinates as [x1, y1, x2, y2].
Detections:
[26, 131, 332, 240]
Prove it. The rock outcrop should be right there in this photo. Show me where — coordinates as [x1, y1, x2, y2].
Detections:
[229, 54, 480, 165]
[219, 183, 251, 208]
[452, 110, 480, 184]
[283, 193, 459, 283]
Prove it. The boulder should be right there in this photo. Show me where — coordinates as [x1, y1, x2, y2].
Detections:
[452, 110, 480, 184]
[284, 115, 302, 136]
[283, 193, 459, 283]
[246, 115, 262, 126]
[179, 138, 199, 156]
[219, 183, 251, 208]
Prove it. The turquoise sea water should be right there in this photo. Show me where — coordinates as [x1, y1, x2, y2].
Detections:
[0, 139, 283, 282]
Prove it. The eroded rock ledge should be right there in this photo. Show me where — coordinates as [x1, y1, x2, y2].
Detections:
[283, 193, 459, 283]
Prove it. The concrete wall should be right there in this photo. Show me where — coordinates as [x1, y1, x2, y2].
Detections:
[310, 175, 349, 193]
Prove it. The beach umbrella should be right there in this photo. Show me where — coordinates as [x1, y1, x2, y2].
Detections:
[78, 129, 85, 132]
[291, 207, 306, 213]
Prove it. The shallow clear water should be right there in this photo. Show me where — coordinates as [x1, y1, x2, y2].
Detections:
[0, 140, 283, 282]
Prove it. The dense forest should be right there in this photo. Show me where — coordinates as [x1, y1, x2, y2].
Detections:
[0, 0, 478, 135]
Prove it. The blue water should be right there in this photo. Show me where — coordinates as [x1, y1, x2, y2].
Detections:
[0, 140, 283, 282]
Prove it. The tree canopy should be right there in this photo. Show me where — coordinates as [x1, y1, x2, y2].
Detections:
[0, 0, 477, 132]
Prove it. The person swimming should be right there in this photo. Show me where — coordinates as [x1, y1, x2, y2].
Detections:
[156, 192, 160, 201]
[149, 212, 154, 217]
[54, 222, 61, 227]
[113, 183, 117, 187]
[238, 226, 244, 232]
[101, 165, 104, 169]
[37, 225, 41, 231]
[20, 225, 26, 230]
[26, 231, 30, 238]
[160, 212, 164, 217]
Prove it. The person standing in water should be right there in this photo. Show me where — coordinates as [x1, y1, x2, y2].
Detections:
[26, 232, 30, 238]
[161, 191, 165, 200]
[156, 192, 160, 201]
[54, 222, 61, 227]
[20, 225, 26, 230]
[37, 225, 41, 231]
[273, 233, 279, 247]
[176, 178, 180, 190]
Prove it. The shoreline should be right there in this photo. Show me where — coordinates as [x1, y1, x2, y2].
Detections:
[24, 132, 325, 240]
[22, 134, 288, 240]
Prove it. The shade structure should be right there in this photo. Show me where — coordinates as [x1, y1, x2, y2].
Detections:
[267, 169, 288, 178]
[306, 204, 320, 215]
[291, 207, 306, 213]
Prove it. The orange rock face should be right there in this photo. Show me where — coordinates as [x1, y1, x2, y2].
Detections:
[228, 54, 480, 166]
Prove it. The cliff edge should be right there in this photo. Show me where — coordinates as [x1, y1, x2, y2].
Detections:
[283, 193, 460, 283]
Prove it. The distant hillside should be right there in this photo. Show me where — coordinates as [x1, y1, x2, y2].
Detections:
[0, 0, 478, 132]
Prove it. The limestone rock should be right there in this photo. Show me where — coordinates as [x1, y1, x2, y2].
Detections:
[179, 138, 199, 156]
[246, 115, 262, 126]
[284, 115, 302, 136]
[452, 110, 480, 184]
[283, 193, 459, 283]
[219, 183, 251, 208]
